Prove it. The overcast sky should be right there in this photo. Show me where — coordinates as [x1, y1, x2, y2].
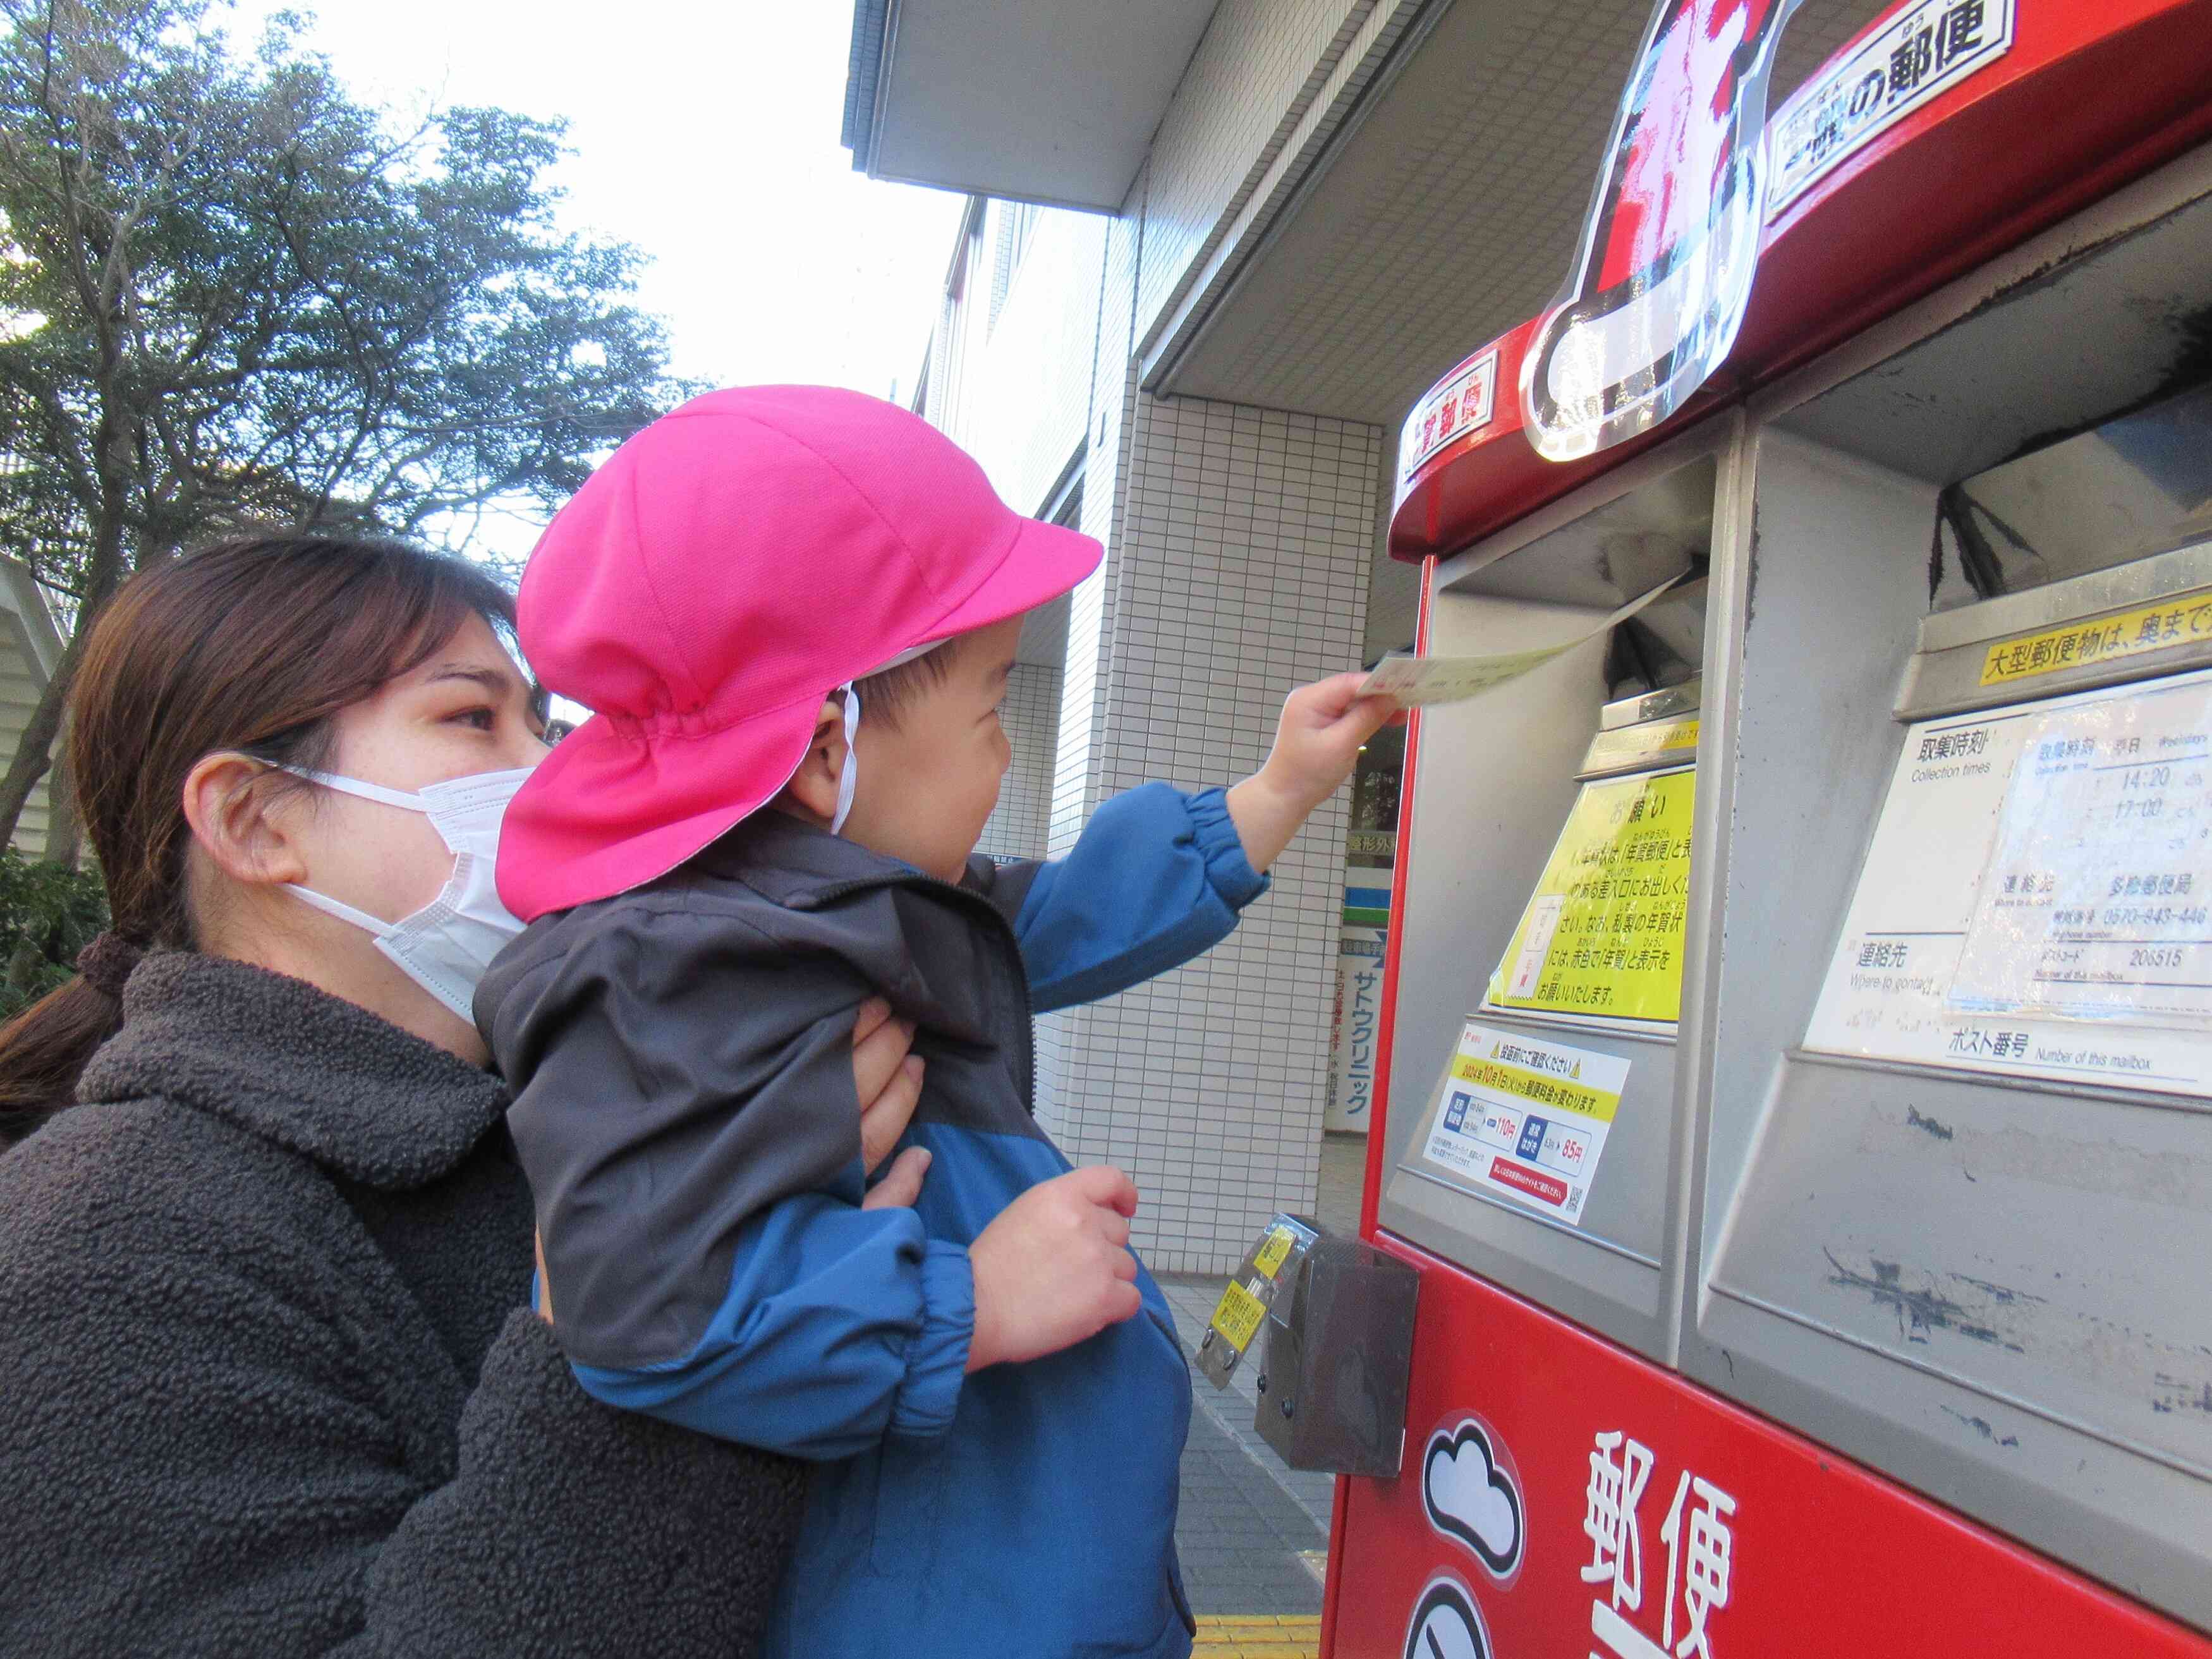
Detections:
[230, 0, 964, 403]
[215, 0, 964, 698]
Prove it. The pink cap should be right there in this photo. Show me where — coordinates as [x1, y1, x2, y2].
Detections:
[498, 386, 1102, 921]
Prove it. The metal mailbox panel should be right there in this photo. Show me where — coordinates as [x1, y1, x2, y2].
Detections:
[1375, 595, 1678, 1354]
[1684, 164, 2212, 1624]
[1706, 1054, 2212, 1617]
[1690, 430, 1937, 1260]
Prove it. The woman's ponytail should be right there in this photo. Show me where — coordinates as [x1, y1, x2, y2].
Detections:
[0, 973, 128, 1146]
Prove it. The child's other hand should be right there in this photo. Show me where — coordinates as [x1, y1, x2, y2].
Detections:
[966, 1165, 1143, 1371]
[1227, 671, 1396, 873]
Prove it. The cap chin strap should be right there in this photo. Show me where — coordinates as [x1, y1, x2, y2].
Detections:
[830, 684, 861, 834]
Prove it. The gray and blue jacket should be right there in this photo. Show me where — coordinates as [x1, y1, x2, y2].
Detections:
[478, 782, 1268, 1659]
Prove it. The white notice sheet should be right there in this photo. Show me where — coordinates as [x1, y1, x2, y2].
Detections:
[1804, 665, 2212, 1096]
[1419, 1021, 1629, 1227]
[1950, 679, 2212, 1028]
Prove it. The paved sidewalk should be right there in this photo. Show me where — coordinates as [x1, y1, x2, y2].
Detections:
[1164, 1266, 1341, 1616]
[1176, 1379, 1327, 1615]
[1164, 1275, 1337, 1538]
[1311, 1133, 1366, 1239]
[1164, 1134, 1371, 1652]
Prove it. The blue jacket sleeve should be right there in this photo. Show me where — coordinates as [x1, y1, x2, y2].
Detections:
[491, 899, 971, 1461]
[993, 782, 1270, 1014]
[571, 1207, 974, 1457]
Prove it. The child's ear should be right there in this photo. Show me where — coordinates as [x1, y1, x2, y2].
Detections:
[779, 698, 849, 827]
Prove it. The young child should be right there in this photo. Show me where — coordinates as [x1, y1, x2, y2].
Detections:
[480, 386, 1390, 1659]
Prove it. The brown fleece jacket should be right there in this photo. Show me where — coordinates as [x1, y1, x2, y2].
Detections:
[0, 950, 804, 1657]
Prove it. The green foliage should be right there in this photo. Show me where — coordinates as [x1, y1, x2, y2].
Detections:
[0, 0, 698, 847]
[0, 847, 107, 1019]
[0, 0, 696, 590]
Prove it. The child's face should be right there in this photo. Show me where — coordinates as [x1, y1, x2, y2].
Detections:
[841, 615, 1022, 882]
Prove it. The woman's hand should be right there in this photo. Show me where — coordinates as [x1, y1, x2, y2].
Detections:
[537, 996, 932, 1326]
[535, 1229, 554, 1325]
[852, 996, 932, 1210]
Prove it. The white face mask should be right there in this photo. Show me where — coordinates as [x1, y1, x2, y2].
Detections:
[282, 765, 534, 1021]
[831, 684, 861, 835]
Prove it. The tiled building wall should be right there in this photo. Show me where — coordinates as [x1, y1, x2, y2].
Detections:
[923, 13, 1404, 1272]
[1134, 0, 1372, 341]
[1043, 394, 1385, 1275]
[976, 662, 1063, 863]
[1031, 167, 1150, 1152]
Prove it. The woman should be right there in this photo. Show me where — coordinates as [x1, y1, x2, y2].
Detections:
[0, 532, 930, 1655]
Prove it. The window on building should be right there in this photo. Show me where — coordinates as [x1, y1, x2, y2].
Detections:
[988, 201, 1042, 335]
[1050, 476, 1083, 531]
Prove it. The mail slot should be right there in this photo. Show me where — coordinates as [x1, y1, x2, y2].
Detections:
[1376, 443, 1719, 1368]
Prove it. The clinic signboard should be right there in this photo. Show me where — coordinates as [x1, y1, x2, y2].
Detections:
[1325, 884, 1389, 1133]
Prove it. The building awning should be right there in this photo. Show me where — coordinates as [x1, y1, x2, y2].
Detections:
[1153, 1, 1896, 428]
[842, 0, 1220, 212]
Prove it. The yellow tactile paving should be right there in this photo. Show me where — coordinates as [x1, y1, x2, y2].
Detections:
[1191, 1613, 1322, 1658]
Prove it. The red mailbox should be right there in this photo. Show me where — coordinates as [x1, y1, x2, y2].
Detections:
[1327, 4, 2212, 1654]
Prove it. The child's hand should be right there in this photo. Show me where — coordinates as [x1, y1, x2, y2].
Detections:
[1226, 672, 1396, 873]
[966, 1165, 1143, 1371]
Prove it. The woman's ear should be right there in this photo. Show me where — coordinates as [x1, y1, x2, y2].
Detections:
[181, 754, 312, 889]
[779, 698, 850, 827]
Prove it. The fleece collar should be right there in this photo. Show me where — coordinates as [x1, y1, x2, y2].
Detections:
[76, 951, 509, 1189]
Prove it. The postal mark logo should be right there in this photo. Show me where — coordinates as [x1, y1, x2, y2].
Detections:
[1523, 0, 1802, 460]
[1423, 1418, 1525, 1581]
[1404, 1576, 1489, 1659]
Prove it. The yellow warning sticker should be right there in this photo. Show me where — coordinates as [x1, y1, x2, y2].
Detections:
[1979, 595, 2212, 687]
[1448, 1052, 1620, 1122]
[1584, 715, 1699, 772]
[1208, 1279, 1269, 1353]
[1486, 768, 1694, 1024]
[1254, 1225, 1295, 1280]
[1424, 1023, 1631, 1225]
